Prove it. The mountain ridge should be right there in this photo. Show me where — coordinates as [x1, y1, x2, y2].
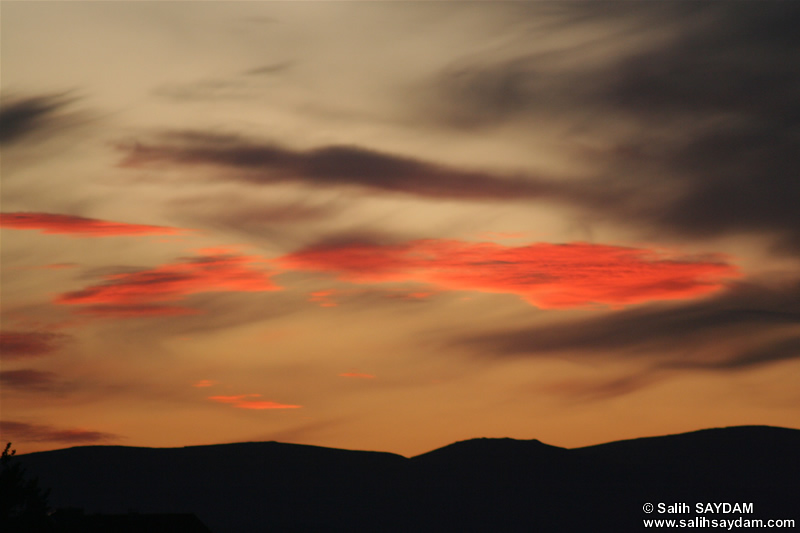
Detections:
[12, 425, 799, 532]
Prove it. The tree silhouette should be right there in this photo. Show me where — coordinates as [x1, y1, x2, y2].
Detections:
[0, 443, 53, 532]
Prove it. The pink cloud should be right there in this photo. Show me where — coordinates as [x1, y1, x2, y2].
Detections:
[0, 212, 189, 237]
[193, 379, 217, 388]
[279, 239, 740, 308]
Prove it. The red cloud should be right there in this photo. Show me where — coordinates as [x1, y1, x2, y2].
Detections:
[280, 240, 739, 308]
[55, 251, 280, 317]
[0, 212, 189, 237]
[0, 331, 70, 360]
[193, 379, 217, 388]
[208, 394, 301, 410]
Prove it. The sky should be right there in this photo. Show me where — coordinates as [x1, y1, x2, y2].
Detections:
[1, 1, 799, 457]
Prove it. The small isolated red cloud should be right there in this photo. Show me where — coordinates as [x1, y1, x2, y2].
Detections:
[55, 250, 280, 317]
[280, 239, 739, 308]
[208, 394, 301, 410]
[0, 212, 189, 237]
[339, 372, 376, 379]
[193, 379, 217, 388]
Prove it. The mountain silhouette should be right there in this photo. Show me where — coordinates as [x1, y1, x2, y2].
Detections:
[14, 426, 799, 532]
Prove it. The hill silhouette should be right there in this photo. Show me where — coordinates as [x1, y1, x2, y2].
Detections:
[14, 426, 799, 532]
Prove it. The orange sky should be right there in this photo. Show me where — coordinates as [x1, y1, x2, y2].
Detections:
[1, 2, 798, 456]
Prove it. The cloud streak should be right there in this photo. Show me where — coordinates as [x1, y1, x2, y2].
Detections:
[55, 250, 280, 317]
[117, 131, 551, 201]
[0, 212, 189, 237]
[280, 239, 739, 308]
[0, 93, 78, 145]
[0, 421, 119, 444]
[0, 369, 58, 391]
[208, 394, 301, 410]
[462, 280, 800, 370]
[0, 331, 71, 360]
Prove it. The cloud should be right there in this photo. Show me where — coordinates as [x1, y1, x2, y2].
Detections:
[193, 380, 217, 388]
[0, 331, 70, 360]
[0, 421, 119, 444]
[279, 239, 739, 309]
[55, 250, 280, 317]
[208, 394, 301, 410]
[167, 194, 340, 243]
[0, 370, 58, 391]
[117, 131, 551, 201]
[542, 372, 657, 402]
[422, 3, 800, 252]
[0, 212, 190, 237]
[0, 92, 78, 146]
[462, 279, 800, 371]
[244, 61, 294, 76]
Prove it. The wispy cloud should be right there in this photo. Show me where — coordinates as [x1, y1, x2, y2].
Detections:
[0, 92, 79, 146]
[0, 212, 190, 237]
[208, 394, 301, 410]
[117, 131, 552, 201]
[0, 369, 58, 391]
[55, 250, 280, 317]
[0, 420, 119, 444]
[463, 280, 800, 370]
[0, 331, 71, 360]
[280, 239, 739, 308]
[421, 3, 800, 252]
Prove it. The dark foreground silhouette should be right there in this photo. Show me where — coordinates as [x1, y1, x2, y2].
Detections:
[13, 426, 800, 532]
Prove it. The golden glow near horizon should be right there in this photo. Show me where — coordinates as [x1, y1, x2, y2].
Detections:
[1, 2, 798, 456]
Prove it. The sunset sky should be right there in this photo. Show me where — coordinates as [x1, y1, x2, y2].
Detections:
[1, 1, 798, 456]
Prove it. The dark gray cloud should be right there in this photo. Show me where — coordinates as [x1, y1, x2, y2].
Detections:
[424, 2, 800, 252]
[0, 93, 78, 145]
[0, 421, 119, 444]
[120, 3, 800, 253]
[462, 280, 800, 371]
[117, 131, 553, 201]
